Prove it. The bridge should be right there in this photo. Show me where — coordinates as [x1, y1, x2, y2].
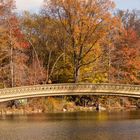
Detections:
[0, 83, 140, 102]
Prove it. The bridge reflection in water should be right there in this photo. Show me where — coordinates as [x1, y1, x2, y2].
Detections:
[0, 83, 140, 102]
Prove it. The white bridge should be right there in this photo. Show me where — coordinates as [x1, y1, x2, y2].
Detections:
[0, 83, 140, 102]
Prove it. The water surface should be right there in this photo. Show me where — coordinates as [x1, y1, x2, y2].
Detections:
[0, 111, 140, 140]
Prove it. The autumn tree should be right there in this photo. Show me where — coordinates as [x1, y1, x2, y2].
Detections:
[21, 11, 71, 83]
[110, 10, 140, 84]
[43, 0, 117, 83]
[0, 0, 16, 87]
[0, 0, 29, 87]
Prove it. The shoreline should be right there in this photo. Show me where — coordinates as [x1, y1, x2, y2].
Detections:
[0, 105, 138, 116]
[0, 96, 139, 116]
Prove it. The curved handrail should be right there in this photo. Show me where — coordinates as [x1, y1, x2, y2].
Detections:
[0, 83, 140, 102]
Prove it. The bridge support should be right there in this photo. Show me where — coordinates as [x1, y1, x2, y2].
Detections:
[95, 98, 99, 111]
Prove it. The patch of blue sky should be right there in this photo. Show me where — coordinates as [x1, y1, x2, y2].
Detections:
[115, 0, 140, 10]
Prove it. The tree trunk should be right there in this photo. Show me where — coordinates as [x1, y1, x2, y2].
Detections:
[10, 45, 14, 87]
[9, 20, 14, 87]
[46, 50, 52, 83]
[108, 45, 111, 83]
[74, 66, 79, 83]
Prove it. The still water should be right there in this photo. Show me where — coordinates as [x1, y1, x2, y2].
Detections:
[0, 111, 140, 140]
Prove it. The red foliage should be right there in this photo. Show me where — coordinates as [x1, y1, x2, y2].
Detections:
[9, 16, 30, 49]
[111, 27, 140, 84]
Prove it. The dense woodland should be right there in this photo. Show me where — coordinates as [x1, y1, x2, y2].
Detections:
[0, 0, 140, 88]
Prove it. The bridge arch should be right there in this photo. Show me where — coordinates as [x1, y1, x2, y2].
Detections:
[0, 83, 140, 102]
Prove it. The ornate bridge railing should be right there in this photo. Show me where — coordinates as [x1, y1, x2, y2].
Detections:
[0, 83, 140, 102]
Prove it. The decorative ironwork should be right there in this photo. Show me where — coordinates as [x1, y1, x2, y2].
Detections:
[0, 83, 140, 102]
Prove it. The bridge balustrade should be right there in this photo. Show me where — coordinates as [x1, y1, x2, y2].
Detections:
[0, 83, 140, 102]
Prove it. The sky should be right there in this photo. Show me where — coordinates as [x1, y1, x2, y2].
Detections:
[115, 0, 140, 10]
[15, 0, 140, 12]
[16, 0, 43, 12]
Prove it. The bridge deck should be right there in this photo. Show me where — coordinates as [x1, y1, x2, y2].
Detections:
[0, 83, 140, 102]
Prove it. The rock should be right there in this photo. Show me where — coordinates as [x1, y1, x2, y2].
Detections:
[63, 108, 67, 112]
[99, 104, 106, 111]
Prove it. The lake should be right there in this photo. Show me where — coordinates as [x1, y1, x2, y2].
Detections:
[0, 111, 140, 140]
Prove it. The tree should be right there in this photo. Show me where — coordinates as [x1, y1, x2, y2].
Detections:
[44, 0, 117, 82]
[21, 11, 71, 83]
[0, 0, 29, 87]
[110, 10, 140, 84]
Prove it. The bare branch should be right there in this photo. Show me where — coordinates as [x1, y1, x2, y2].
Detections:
[49, 53, 64, 78]
[78, 53, 102, 68]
